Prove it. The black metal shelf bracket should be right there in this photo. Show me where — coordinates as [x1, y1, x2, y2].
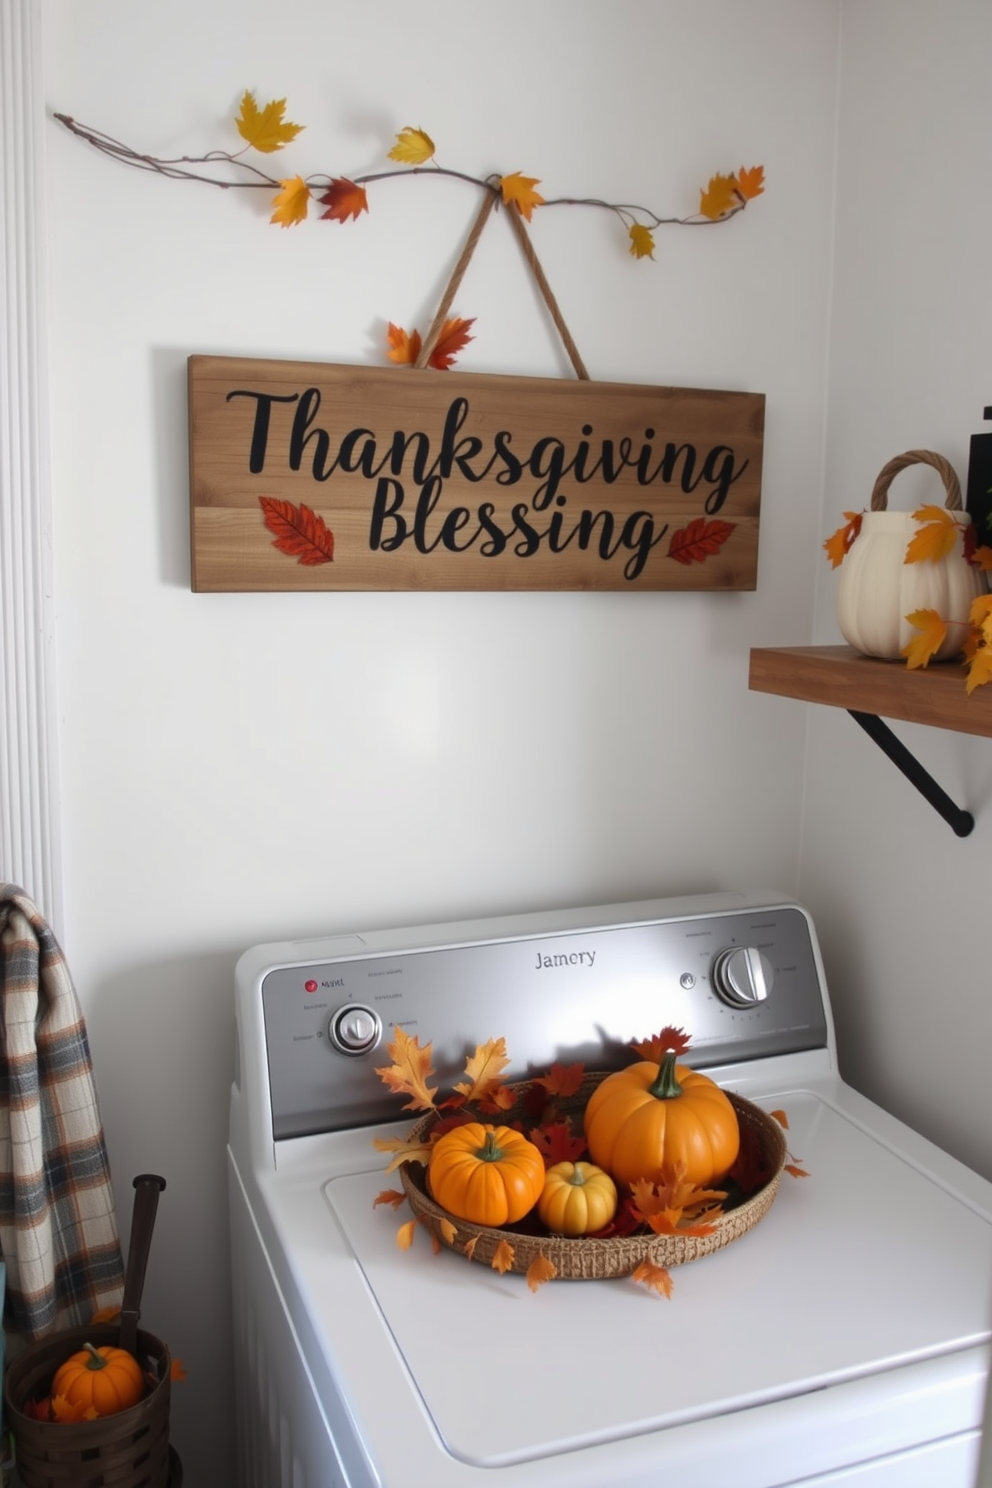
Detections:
[848, 710, 975, 837]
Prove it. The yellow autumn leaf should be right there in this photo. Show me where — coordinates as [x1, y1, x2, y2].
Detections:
[491, 1239, 515, 1274]
[396, 1219, 417, 1250]
[699, 172, 738, 220]
[439, 1217, 457, 1245]
[971, 593, 992, 631]
[463, 1234, 480, 1262]
[526, 1254, 557, 1292]
[372, 1134, 432, 1173]
[270, 176, 311, 228]
[373, 1026, 438, 1111]
[499, 172, 545, 221]
[965, 645, 992, 694]
[452, 1037, 511, 1104]
[389, 126, 436, 166]
[904, 505, 959, 564]
[236, 91, 305, 154]
[628, 223, 655, 260]
[971, 545, 992, 572]
[901, 609, 949, 668]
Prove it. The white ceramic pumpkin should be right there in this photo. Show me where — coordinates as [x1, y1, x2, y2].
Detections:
[836, 450, 986, 661]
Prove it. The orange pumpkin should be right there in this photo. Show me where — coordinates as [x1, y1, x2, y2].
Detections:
[583, 1055, 739, 1191]
[51, 1342, 145, 1417]
[428, 1122, 546, 1226]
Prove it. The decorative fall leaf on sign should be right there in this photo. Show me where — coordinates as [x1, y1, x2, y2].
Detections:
[385, 318, 475, 371]
[499, 171, 545, 221]
[318, 178, 369, 223]
[388, 126, 436, 166]
[668, 518, 736, 566]
[235, 91, 304, 154]
[259, 497, 334, 565]
[386, 323, 423, 365]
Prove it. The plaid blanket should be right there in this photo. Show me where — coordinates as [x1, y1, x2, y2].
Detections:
[0, 885, 125, 1341]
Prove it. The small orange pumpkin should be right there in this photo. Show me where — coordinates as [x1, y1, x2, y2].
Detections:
[51, 1342, 145, 1417]
[428, 1122, 546, 1227]
[584, 1055, 739, 1191]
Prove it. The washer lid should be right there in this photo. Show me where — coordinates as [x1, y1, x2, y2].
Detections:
[324, 1090, 992, 1469]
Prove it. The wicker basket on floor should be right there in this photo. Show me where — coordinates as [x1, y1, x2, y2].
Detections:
[400, 1075, 787, 1280]
[3, 1323, 173, 1488]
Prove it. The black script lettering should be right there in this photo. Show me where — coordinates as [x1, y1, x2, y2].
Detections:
[477, 502, 508, 557]
[511, 503, 542, 556]
[337, 427, 380, 476]
[529, 437, 569, 510]
[227, 390, 299, 474]
[290, 388, 333, 480]
[436, 398, 485, 482]
[620, 513, 668, 580]
[369, 478, 407, 552]
[414, 476, 446, 553]
[492, 430, 523, 485]
[702, 446, 749, 513]
[388, 428, 433, 485]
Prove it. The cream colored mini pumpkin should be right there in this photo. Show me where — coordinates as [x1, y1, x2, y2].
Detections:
[836, 451, 986, 661]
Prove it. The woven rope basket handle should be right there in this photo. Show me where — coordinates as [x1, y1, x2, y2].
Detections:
[869, 449, 962, 511]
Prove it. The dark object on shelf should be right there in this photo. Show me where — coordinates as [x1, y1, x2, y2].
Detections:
[965, 406, 992, 547]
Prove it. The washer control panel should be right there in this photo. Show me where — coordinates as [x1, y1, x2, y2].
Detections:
[253, 896, 829, 1138]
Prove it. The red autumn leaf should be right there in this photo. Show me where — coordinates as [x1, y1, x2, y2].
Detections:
[426, 316, 475, 370]
[528, 1120, 587, 1166]
[533, 1061, 586, 1098]
[668, 517, 736, 565]
[23, 1395, 52, 1421]
[318, 177, 369, 223]
[259, 497, 335, 566]
[630, 1025, 691, 1061]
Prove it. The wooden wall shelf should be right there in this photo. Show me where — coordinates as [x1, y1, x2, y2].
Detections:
[748, 645, 992, 739]
[748, 645, 990, 837]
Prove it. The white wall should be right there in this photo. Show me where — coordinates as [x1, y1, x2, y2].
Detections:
[35, 2, 843, 1481]
[800, 0, 992, 1183]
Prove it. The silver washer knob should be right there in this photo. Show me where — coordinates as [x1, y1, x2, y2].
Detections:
[329, 1003, 382, 1055]
[712, 947, 773, 1008]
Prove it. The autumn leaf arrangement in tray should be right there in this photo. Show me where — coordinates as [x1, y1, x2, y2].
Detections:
[372, 1026, 807, 1299]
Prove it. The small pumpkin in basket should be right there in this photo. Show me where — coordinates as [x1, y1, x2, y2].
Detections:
[538, 1161, 618, 1236]
[428, 1122, 545, 1226]
[584, 1031, 739, 1191]
[51, 1341, 145, 1418]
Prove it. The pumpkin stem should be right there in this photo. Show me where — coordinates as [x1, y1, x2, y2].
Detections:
[82, 1343, 108, 1372]
[475, 1128, 504, 1163]
[648, 1050, 683, 1100]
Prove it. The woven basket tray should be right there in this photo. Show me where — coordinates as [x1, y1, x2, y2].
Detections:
[400, 1073, 787, 1280]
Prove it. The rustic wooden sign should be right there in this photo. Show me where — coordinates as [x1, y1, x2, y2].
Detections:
[188, 355, 764, 592]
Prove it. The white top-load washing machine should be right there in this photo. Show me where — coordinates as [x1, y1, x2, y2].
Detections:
[227, 891, 992, 1488]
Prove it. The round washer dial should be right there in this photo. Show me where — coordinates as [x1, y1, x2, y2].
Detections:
[328, 1003, 382, 1055]
[711, 946, 773, 1008]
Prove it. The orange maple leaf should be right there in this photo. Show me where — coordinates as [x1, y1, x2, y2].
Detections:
[784, 1164, 811, 1179]
[438, 1217, 457, 1246]
[500, 172, 545, 221]
[901, 609, 949, 669]
[426, 317, 475, 370]
[270, 175, 311, 227]
[492, 1239, 515, 1274]
[373, 1188, 408, 1209]
[970, 544, 992, 572]
[699, 172, 738, 220]
[396, 1219, 417, 1250]
[476, 1083, 516, 1115]
[668, 517, 736, 565]
[452, 1036, 511, 1104]
[526, 1254, 557, 1292]
[463, 1234, 480, 1262]
[769, 1109, 789, 1129]
[318, 178, 369, 223]
[170, 1358, 188, 1383]
[823, 511, 863, 568]
[374, 1026, 439, 1111]
[734, 164, 765, 201]
[632, 1258, 674, 1299]
[51, 1394, 99, 1422]
[629, 1166, 726, 1234]
[235, 91, 305, 154]
[533, 1061, 585, 1098]
[630, 1026, 691, 1061]
[628, 224, 655, 260]
[386, 323, 423, 366]
[259, 496, 334, 565]
[905, 505, 960, 564]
